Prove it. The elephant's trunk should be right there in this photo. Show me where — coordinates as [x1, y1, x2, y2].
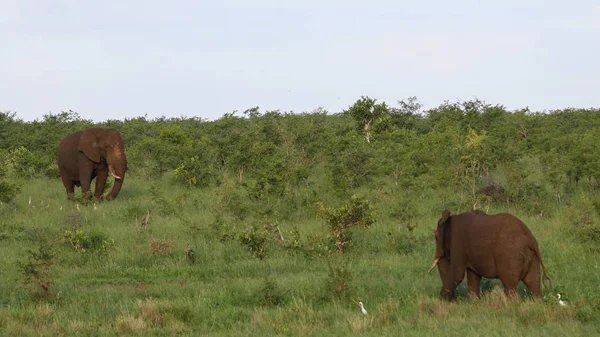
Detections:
[106, 145, 127, 200]
[106, 174, 124, 200]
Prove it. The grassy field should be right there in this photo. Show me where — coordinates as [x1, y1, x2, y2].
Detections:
[0, 175, 599, 336]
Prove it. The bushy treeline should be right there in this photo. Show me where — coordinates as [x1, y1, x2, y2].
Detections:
[2, 98, 600, 335]
[1, 98, 600, 214]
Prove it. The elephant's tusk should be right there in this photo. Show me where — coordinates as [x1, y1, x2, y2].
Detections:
[428, 257, 440, 273]
[108, 165, 121, 179]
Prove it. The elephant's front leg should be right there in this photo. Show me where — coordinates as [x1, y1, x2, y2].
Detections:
[466, 269, 481, 299]
[77, 154, 95, 199]
[441, 264, 466, 301]
[59, 174, 75, 200]
[94, 167, 109, 200]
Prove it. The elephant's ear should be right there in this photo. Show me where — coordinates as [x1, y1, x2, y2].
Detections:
[77, 129, 102, 163]
[439, 209, 451, 226]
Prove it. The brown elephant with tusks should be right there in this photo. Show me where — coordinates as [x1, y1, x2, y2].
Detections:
[57, 128, 127, 200]
[429, 209, 550, 301]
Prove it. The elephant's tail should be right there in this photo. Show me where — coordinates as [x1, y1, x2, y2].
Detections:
[540, 256, 552, 291]
[531, 243, 552, 291]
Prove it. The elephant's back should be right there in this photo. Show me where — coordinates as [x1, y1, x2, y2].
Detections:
[57, 131, 83, 164]
[485, 213, 535, 249]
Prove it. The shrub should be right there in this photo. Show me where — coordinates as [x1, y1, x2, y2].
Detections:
[150, 239, 174, 256]
[237, 221, 278, 260]
[260, 277, 285, 306]
[17, 238, 55, 297]
[173, 155, 216, 187]
[317, 195, 374, 254]
[0, 149, 9, 177]
[43, 163, 60, 179]
[567, 192, 600, 241]
[61, 230, 116, 255]
[0, 181, 20, 203]
[9, 147, 46, 178]
[324, 258, 354, 300]
[184, 243, 195, 263]
[517, 181, 551, 215]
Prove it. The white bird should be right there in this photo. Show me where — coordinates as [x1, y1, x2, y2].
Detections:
[557, 294, 567, 306]
[358, 301, 367, 315]
[76, 204, 80, 211]
[93, 203, 98, 210]
[28, 196, 31, 205]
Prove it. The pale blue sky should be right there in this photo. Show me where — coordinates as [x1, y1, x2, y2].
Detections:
[1, 0, 599, 121]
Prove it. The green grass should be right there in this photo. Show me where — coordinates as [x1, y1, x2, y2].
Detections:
[0, 175, 599, 336]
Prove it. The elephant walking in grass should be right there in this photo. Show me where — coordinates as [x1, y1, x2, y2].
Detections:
[57, 128, 127, 200]
[429, 210, 550, 301]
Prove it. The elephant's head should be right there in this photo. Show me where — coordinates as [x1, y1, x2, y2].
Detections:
[429, 209, 453, 299]
[429, 209, 451, 274]
[78, 128, 127, 200]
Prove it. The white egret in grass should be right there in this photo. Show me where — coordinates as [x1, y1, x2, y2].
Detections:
[28, 196, 31, 205]
[358, 301, 367, 315]
[557, 294, 567, 306]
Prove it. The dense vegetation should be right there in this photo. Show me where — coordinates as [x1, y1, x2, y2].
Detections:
[1, 97, 599, 336]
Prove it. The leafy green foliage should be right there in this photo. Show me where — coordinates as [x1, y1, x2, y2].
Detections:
[567, 192, 600, 241]
[237, 220, 280, 260]
[0, 181, 20, 203]
[327, 136, 376, 195]
[61, 229, 115, 255]
[9, 147, 47, 178]
[17, 237, 55, 297]
[344, 96, 390, 143]
[318, 195, 373, 254]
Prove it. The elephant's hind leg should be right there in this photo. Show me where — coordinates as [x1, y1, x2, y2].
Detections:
[522, 261, 542, 298]
[466, 269, 482, 299]
[499, 277, 519, 298]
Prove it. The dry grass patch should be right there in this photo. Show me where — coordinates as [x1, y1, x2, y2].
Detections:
[136, 298, 167, 327]
[373, 298, 401, 327]
[151, 238, 174, 256]
[346, 314, 374, 332]
[115, 313, 147, 334]
[114, 297, 168, 334]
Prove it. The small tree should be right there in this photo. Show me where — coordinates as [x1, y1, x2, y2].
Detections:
[344, 96, 390, 143]
[459, 126, 488, 209]
[17, 238, 55, 297]
[317, 195, 373, 254]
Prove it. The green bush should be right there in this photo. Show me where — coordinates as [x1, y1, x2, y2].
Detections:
[17, 238, 55, 297]
[0, 149, 9, 177]
[9, 147, 46, 178]
[43, 163, 60, 179]
[173, 155, 215, 187]
[0, 181, 20, 203]
[318, 195, 373, 254]
[61, 229, 115, 255]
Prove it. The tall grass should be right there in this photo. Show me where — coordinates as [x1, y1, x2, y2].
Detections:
[0, 175, 598, 336]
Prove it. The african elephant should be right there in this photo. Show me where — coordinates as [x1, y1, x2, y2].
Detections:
[429, 210, 550, 301]
[57, 128, 127, 200]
